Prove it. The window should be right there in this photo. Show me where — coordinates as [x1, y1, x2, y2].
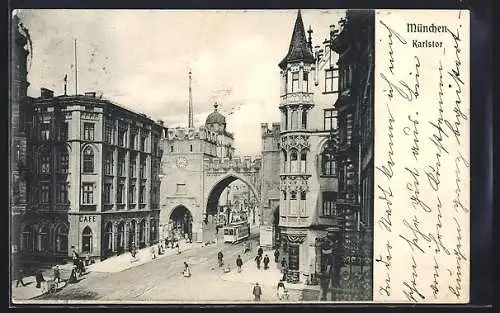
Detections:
[129, 184, 136, 203]
[322, 147, 336, 176]
[288, 244, 299, 270]
[41, 122, 51, 140]
[140, 137, 147, 152]
[83, 123, 95, 141]
[55, 224, 68, 253]
[118, 130, 127, 147]
[302, 71, 309, 92]
[170, 146, 174, 153]
[38, 226, 50, 252]
[300, 191, 307, 216]
[300, 151, 307, 173]
[129, 157, 136, 177]
[283, 110, 288, 131]
[139, 185, 145, 203]
[82, 147, 94, 173]
[58, 151, 69, 173]
[104, 123, 114, 144]
[104, 150, 113, 175]
[117, 184, 124, 203]
[118, 155, 126, 176]
[190, 144, 193, 152]
[140, 159, 146, 178]
[130, 133, 137, 150]
[103, 183, 112, 204]
[340, 65, 352, 91]
[59, 122, 68, 141]
[292, 72, 299, 92]
[57, 183, 68, 203]
[82, 226, 92, 253]
[322, 192, 337, 216]
[104, 222, 113, 250]
[22, 225, 34, 252]
[40, 183, 51, 203]
[291, 110, 298, 130]
[324, 109, 337, 131]
[40, 152, 51, 174]
[302, 110, 308, 129]
[290, 191, 298, 215]
[325, 68, 339, 93]
[152, 137, 159, 155]
[282, 150, 288, 173]
[290, 150, 298, 173]
[82, 183, 94, 204]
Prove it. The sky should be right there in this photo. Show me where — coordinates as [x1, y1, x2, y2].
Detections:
[16, 9, 345, 155]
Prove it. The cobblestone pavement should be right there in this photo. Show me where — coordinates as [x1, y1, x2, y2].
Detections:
[33, 236, 307, 303]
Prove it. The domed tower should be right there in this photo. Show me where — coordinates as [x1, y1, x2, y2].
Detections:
[205, 103, 234, 158]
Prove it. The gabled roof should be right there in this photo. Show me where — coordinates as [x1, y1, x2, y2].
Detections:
[279, 10, 315, 69]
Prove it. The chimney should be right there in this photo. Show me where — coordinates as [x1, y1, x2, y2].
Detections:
[84, 92, 96, 98]
[40, 88, 54, 99]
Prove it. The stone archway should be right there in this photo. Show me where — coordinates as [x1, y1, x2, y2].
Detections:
[169, 205, 193, 241]
[203, 174, 260, 243]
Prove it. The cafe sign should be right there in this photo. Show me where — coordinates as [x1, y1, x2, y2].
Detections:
[79, 215, 97, 223]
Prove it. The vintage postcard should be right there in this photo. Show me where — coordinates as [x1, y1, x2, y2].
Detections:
[9, 9, 469, 304]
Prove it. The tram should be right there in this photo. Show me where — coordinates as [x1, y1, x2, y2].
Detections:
[223, 221, 250, 243]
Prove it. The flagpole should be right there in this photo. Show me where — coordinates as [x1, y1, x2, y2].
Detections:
[74, 39, 78, 95]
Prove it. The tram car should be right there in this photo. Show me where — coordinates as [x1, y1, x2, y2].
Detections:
[223, 221, 250, 243]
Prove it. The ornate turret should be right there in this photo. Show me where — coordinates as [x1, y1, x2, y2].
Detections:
[279, 10, 315, 69]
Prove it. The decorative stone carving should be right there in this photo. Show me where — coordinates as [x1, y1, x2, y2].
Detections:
[282, 233, 307, 244]
[281, 134, 310, 152]
[204, 156, 262, 173]
[280, 175, 310, 192]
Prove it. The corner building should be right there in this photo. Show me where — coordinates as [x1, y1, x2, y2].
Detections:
[24, 89, 164, 261]
[277, 10, 340, 284]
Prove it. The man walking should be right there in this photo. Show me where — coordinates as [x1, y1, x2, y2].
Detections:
[274, 249, 280, 263]
[257, 246, 263, 258]
[255, 254, 262, 270]
[252, 282, 262, 301]
[263, 254, 270, 270]
[236, 255, 243, 273]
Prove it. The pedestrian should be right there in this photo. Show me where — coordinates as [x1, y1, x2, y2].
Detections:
[252, 282, 262, 301]
[236, 255, 243, 273]
[263, 254, 270, 270]
[257, 246, 263, 258]
[151, 245, 156, 259]
[53, 265, 61, 283]
[15, 267, 27, 287]
[274, 249, 280, 263]
[218, 251, 224, 267]
[244, 241, 251, 254]
[255, 254, 261, 270]
[277, 279, 287, 300]
[183, 262, 191, 277]
[71, 246, 79, 265]
[176, 241, 181, 254]
[35, 270, 46, 289]
[281, 257, 287, 272]
[68, 266, 78, 284]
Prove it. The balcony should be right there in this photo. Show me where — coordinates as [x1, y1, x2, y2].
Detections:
[279, 92, 314, 108]
[279, 216, 309, 227]
[116, 204, 126, 211]
[80, 204, 97, 212]
[102, 204, 114, 212]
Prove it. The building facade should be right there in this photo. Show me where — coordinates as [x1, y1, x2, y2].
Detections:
[329, 9, 374, 300]
[276, 10, 341, 284]
[10, 16, 33, 258]
[21, 89, 164, 261]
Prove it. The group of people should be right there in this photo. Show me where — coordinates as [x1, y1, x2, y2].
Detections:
[251, 279, 289, 301]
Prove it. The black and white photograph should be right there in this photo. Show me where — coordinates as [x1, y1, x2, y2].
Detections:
[10, 8, 381, 304]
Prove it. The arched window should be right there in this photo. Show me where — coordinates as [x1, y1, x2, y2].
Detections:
[300, 151, 307, 173]
[116, 222, 125, 250]
[300, 191, 307, 216]
[321, 144, 336, 176]
[104, 222, 113, 250]
[290, 150, 298, 173]
[282, 150, 288, 173]
[129, 220, 137, 248]
[283, 110, 289, 131]
[55, 224, 68, 253]
[58, 149, 69, 173]
[291, 110, 298, 130]
[82, 226, 93, 253]
[139, 220, 146, 246]
[38, 226, 50, 252]
[290, 191, 298, 215]
[83, 147, 94, 173]
[22, 225, 34, 252]
[302, 110, 308, 129]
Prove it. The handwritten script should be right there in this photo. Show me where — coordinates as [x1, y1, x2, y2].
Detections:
[374, 10, 470, 303]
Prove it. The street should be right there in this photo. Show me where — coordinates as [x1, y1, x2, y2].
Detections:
[34, 234, 316, 303]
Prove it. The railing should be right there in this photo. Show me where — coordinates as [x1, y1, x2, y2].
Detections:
[279, 216, 309, 227]
[279, 92, 314, 107]
[204, 156, 261, 173]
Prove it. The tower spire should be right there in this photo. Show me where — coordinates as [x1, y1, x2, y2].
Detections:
[279, 9, 315, 69]
[188, 69, 193, 128]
